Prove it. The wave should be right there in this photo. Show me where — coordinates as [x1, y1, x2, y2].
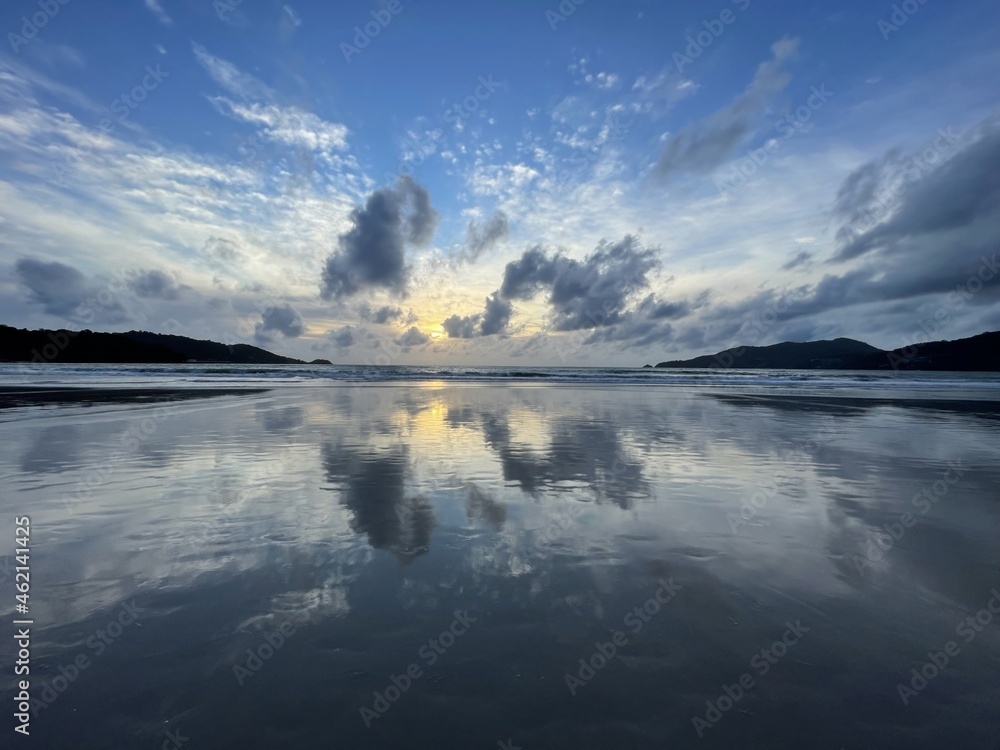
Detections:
[3, 362, 1000, 397]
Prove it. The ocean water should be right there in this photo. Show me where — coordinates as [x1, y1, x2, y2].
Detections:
[2, 361, 1000, 394]
[0, 372, 999, 748]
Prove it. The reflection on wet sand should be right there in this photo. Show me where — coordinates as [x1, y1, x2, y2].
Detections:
[321, 443, 435, 563]
[0, 385, 998, 749]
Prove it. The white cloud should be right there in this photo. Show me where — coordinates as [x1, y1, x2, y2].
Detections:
[210, 98, 349, 154]
[192, 44, 276, 101]
[143, 0, 172, 26]
[283, 5, 303, 26]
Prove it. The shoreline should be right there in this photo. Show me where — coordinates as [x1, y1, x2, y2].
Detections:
[0, 386, 271, 409]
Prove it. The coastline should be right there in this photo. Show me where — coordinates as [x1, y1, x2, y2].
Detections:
[0, 385, 271, 409]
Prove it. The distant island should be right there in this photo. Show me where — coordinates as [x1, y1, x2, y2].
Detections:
[4, 324, 998, 371]
[0, 324, 311, 364]
[650, 331, 1000, 371]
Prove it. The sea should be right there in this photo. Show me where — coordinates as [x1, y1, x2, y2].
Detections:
[2, 361, 1000, 394]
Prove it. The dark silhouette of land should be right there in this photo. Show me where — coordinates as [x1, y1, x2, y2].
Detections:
[0, 325, 303, 364]
[652, 331, 1000, 371]
[3, 324, 999, 371]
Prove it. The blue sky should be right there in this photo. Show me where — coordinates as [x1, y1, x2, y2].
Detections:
[1, 0, 998, 364]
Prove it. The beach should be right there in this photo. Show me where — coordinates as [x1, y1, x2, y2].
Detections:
[1, 369, 999, 749]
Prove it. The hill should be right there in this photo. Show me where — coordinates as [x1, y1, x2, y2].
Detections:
[654, 331, 1000, 371]
[0, 325, 304, 364]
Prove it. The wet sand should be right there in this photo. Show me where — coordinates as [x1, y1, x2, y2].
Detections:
[1, 383, 998, 749]
[0, 385, 271, 409]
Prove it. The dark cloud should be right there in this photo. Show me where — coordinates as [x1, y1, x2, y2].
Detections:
[782, 250, 814, 271]
[499, 245, 559, 300]
[654, 38, 798, 181]
[321, 443, 434, 563]
[463, 210, 509, 262]
[644, 118, 1000, 356]
[832, 122, 1000, 262]
[320, 176, 439, 299]
[14, 258, 128, 322]
[204, 236, 242, 263]
[358, 303, 405, 324]
[254, 303, 305, 342]
[127, 269, 183, 300]
[442, 291, 513, 338]
[635, 292, 698, 320]
[762, 121, 1000, 321]
[499, 235, 661, 331]
[481, 291, 513, 335]
[328, 325, 356, 348]
[395, 326, 430, 347]
[580, 288, 707, 348]
[441, 313, 477, 339]
[830, 148, 904, 236]
[478, 409, 648, 507]
[465, 483, 506, 531]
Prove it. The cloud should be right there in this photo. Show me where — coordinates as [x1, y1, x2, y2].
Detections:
[581, 290, 705, 349]
[194, 45, 349, 158]
[204, 237, 242, 264]
[328, 325, 356, 348]
[283, 4, 302, 26]
[395, 326, 430, 347]
[254, 304, 305, 342]
[144, 0, 173, 26]
[463, 210, 509, 262]
[27, 41, 86, 70]
[481, 291, 514, 335]
[658, 123, 1000, 354]
[635, 292, 697, 320]
[127, 269, 183, 300]
[499, 235, 661, 331]
[14, 258, 128, 322]
[209, 98, 349, 153]
[192, 44, 275, 101]
[442, 291, 513, 338]
[782, 250, 814, 271]
[832, 122, 1000, 262]
[321, 443, 434, 563]
[654, 38, 799, 181]
[359, 304, 405, 324]
[830, 149, 904, 237]
[321, 177, 439, 299]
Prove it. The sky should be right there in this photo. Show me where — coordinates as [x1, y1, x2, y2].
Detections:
[0, 0, 998, 366]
